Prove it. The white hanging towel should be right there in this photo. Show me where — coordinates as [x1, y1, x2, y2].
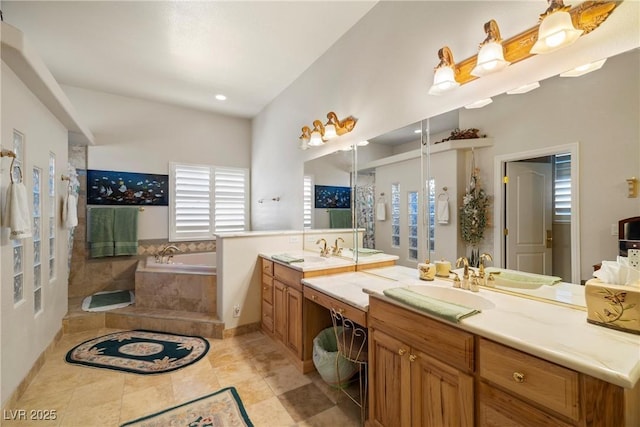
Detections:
[63, 192, 78, 229]
[437, 199, 450, 225]
[2, 182, 32, 239]
[376, 201, 386, 221]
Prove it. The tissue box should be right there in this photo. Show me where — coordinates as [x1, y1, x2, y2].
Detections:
[585, 279, 640, 335]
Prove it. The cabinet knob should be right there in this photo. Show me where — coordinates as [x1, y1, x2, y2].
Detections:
[311, 295, 317, 301]
[338, 308, 345, 315]
[398, 348, 407, 356]
[409, 354, 417, 362]
[263, 286, 268, 291]
[512, 372, 525, 383]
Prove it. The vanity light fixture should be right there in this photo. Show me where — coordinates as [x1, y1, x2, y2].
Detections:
[471, 20, 510, 77]
[298, 112, 358, 149]
[428, 46, 460, 95]
[215, 94, 227, 101]
[559, 58, 607, 77]
[506, 81, 541, 95]
[530, 0, 583, 55]
[438, 1, 617, 88]
[464, 98, 493, 109]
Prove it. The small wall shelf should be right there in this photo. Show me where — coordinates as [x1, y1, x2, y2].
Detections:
[358, 138, 493, 171]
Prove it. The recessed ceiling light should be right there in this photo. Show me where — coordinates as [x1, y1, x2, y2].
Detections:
[506, 81, 540, 95]
[464, 98, 493, 109]
[414, 129, 422, 134]
[215, 94, 227, 101]
[559, 58, 607, 77]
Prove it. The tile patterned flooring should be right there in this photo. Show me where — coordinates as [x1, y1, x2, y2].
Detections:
[3, 329, 361, 426]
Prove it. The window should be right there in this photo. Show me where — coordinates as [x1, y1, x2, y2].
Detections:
[33, 166, 43, 314]
[553, 153, 571, 222]
[303, 176, 313, 229]
[49, 152, 56, 282]
[12, 130, 24, 305]
[408, 191, 418, 260]
[170, 163, 249, 241]
[391, 183, 400, 247]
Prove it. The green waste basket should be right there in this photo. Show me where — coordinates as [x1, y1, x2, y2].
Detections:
[312, 327, 357, 388]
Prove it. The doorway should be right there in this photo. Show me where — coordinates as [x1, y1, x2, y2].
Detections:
[494, 144, 580, 284]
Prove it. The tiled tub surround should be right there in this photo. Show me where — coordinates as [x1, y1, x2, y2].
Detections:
[135, 256, 216, 314]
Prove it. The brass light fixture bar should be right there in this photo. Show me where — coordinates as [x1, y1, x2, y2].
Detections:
[299, 111, 358, 149]
[454, 0, 619, 86]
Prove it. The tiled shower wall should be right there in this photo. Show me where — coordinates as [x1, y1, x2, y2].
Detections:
[67, 146, 215, 298]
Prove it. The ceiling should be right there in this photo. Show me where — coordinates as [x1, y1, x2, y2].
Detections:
[2, 1, 377, 118]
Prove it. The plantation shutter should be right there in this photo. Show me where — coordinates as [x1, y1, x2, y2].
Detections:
[303, 176, 313, 229]
[172, 163, 213, 240]
[553, 154, 572, 222]
[214, 167, 249, 233]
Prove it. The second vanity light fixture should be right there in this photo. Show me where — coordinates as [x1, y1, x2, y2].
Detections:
[427, 0, 619, 95]
[299, 111, 358, 150]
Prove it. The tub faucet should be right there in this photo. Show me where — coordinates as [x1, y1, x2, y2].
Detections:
[316, 238, 330, 257]
[332, 237, 344, 256]
[157, 245, 181, 263]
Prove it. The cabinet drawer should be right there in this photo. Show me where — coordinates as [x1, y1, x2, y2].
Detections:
[262, 274, 273, 304]
[478, 382, 572, 427]
[304, 286, 367, 327]
[274, 263, 303, 291]
[262, 300, 273, 333]
[369, 297, 474, 372]
[479, 338, 579, 421]
[261, 258, 274, 276]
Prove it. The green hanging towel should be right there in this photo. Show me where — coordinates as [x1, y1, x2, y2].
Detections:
[114, 207, 139, 256]
[329, 209, 352, 228]
[88, 208, 115, 258]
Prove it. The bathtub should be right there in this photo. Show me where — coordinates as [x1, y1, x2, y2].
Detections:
[145, 252, 216, 275]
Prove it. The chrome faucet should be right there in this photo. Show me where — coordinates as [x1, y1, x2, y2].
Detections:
[332, 237, 344, 256]
[316, 238, 330, 257]
[156, 245, 181, 264]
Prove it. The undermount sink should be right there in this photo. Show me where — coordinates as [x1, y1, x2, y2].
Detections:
[405, 286, 495, 310]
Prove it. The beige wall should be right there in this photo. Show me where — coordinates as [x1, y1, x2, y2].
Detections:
[252, 1, 639, 282]
[62, 85, 252, 240]
[1, 62, 69, 406]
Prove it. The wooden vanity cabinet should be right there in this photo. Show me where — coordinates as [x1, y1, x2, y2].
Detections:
[261, 259, 274, 334]
[368, 297, 475, 427]
[271, 263, 304, 359]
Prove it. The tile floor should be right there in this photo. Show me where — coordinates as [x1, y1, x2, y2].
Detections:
[2, 329, 362, 426]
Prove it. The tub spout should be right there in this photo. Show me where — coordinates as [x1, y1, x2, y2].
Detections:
[158, 245, 182, 263]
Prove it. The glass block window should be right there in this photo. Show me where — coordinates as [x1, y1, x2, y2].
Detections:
[408, 191, 418, 260]
[428, 178, 435, 252]
[33, 166, 43, 314]
[48, 152, 56, 281]
[12, 130, 25, 305]
[391, 183, 400, 247]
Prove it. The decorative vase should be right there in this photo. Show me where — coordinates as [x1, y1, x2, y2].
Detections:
[469, 247, 480, 268]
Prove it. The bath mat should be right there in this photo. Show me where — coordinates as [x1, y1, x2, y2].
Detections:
[81, 290, 135, 312]
[120, 387, 253, 427]
[65, 330, 209, 375]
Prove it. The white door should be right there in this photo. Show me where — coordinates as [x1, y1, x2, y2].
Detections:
[505, 161, 553, 274]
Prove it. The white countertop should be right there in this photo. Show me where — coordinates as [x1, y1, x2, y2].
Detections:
[302, 265, 640, 389]
[260, 250, 399, 272]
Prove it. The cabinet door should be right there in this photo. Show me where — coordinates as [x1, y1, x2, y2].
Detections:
[411, 349, 474, 427]
[369, 330, 412, 427]
[273, 280, 287, 342]
[285, 286, 303, 358]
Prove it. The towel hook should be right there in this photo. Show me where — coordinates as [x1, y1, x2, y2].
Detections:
[9, 157, 22, 184]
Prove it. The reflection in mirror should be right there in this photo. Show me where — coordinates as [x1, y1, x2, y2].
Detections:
[355, 111, 459, 268]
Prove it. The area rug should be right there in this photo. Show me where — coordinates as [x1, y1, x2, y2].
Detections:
[81, 290, 135, 312]
[65, 330, 210, 374]
[120, 387, 253, 427]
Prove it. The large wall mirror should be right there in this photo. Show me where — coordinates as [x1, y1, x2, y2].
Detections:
[303, 47, 638, 306]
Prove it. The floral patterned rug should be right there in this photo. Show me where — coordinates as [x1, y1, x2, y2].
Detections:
[65, 330, 210, 374]
[120, 387, 253, 427]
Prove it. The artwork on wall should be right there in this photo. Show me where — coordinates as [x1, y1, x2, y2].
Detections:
[87, 169, 168, 206]
[314, 185, 351, 209]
